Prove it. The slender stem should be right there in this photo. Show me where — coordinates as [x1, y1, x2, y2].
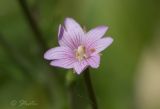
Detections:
[17, 0, 47, 51]
[66, 71, 77, 109]
[83, 68, 98, 109]
[68, 81, 77, 109]
[17, 1, 62, 106]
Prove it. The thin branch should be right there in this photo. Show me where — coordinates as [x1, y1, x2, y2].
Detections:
[83, 68, 98, 109]
[68, 80, 77, 109]
[17, 1, 67, 108]
[17, 0, 47, 51]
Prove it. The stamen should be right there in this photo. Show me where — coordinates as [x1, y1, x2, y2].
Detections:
[90, 48, 96, 53]
[75, 45, 87, 61]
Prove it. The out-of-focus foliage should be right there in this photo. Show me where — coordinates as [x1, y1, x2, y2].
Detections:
[0, 0, 160, 109]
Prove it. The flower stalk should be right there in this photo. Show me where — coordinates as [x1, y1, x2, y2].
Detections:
[18, 0, 47, 51]
[66, 71, 77, 109]
[83, 68, 98, 109]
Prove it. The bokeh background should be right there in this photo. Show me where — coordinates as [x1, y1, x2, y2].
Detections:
[0, 0, 160, 109]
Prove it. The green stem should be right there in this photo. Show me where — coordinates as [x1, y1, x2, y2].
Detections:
[83, 68, 98, 109]
[17, 1, 62, 106]
[66, 71, 77, 109]
[17, 0, 47, 51]
[68, 81, 77, 109]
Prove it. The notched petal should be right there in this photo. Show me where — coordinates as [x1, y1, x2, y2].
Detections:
[63, 17, 85, 48]
[44, 47, 74, 60]
[91, 37, 113, 54]
[85, 26, 109, 47]
[64, 17, 83, 32]
[86, 26, 108, 38]
[50, 58, 76, 69]
[87, 54, 100, 68]
[73, 60, 88, 74]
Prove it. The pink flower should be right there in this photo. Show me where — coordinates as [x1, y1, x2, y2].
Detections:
[44, 18, 113, 74]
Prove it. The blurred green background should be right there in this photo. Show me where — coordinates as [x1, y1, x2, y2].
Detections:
[0, 0, 160, 109]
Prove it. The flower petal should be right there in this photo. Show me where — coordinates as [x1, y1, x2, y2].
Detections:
[85, 26, 108, 47]
[73, 60, 88, 74]
[87, 54, 100, 68]
[91, 37, 113, 54]
[44, 47, 74, 60]
[64, 18, 84, 36]
[64, 18, 85, 48]
[58, 29, 77, 49]
[58, 24, 76, 49]
[58, 24, 64, 41]
[50, 58, 76, 69]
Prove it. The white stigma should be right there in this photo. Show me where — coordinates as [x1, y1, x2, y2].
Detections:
[75, 45, 87, 61]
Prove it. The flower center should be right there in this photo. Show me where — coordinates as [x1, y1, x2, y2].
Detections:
[75, 45, 87, 61]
